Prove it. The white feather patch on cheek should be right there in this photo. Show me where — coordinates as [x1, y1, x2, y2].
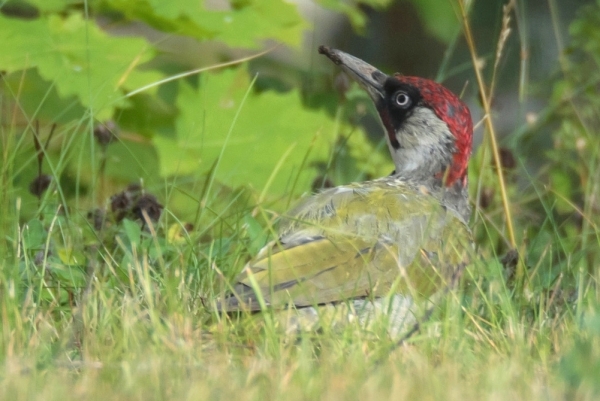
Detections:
[388, 107, 455, 178]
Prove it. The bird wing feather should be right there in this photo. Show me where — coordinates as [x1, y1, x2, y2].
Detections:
[221, 181, 471, 311]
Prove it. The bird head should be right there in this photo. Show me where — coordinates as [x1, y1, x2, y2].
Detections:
[319, 46, 473, 190]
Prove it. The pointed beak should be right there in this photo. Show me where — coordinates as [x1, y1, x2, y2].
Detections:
[319, 46, 387, 103]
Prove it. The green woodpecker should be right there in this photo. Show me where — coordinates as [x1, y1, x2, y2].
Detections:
[219, 46, 474, 336]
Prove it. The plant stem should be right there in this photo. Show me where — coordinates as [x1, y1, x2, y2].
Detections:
[459, 0, 517, 249]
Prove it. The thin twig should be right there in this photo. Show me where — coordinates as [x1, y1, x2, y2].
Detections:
[125, 46, 279, 98]
[489, 0, 516, 102]
[458, 0, 517, 249]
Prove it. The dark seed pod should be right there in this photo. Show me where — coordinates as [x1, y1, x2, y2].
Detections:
[479, 187, 494, 210]
[499, 147, 516, 170]
[109, 184, 147, 222]
[94, 121, 118, 147]
[132, 194, 163, 223]
[125, 183, 142, 195]
[501, 248, 519, 285]
[110, 191, 133, 222]
[29, 174, 51, 198]
[311, 175, 335, 192]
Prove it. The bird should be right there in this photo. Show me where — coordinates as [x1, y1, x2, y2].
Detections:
[217, 46, 474, 337]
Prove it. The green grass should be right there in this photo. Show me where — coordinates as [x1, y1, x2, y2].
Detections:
[0, 186, 598, 400]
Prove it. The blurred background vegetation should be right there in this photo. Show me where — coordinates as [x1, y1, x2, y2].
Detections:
[1, 0, 600, 397]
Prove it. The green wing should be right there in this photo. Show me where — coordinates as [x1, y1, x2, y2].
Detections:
[221, 182, 472, 311]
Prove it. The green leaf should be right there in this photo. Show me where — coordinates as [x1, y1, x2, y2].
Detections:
[152, 135, 203, 177]
[21, 0, 80, 13]
[22, 219, 47, 250]
[316, 0, 392, 31]
[104, 0, 308, 48]
[0, 13, 163, 119]
[346, 130, 393, 180]
[242, 214, 269, 254]
[122, 218, 142, 248]
[406, 0, 460, 44]
[51, 255, 87, 286]
[549, 167, 575, 215]
[154, 68, 341, 196]
[3, 69, 87, 124]
[191, 0, 308, 48]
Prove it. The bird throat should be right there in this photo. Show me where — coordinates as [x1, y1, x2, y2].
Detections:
[381, 107, 463, 189]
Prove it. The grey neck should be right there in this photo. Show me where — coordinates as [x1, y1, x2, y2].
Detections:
[442, 181, 471, 223]
[389, 173, 471, 224]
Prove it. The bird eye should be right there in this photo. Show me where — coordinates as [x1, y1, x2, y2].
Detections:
[392, 91, 411, 108]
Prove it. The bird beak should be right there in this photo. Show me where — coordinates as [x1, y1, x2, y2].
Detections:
[319, 45, 387, 103]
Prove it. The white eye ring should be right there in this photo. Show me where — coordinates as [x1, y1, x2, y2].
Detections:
[393, 91, 411, 108]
